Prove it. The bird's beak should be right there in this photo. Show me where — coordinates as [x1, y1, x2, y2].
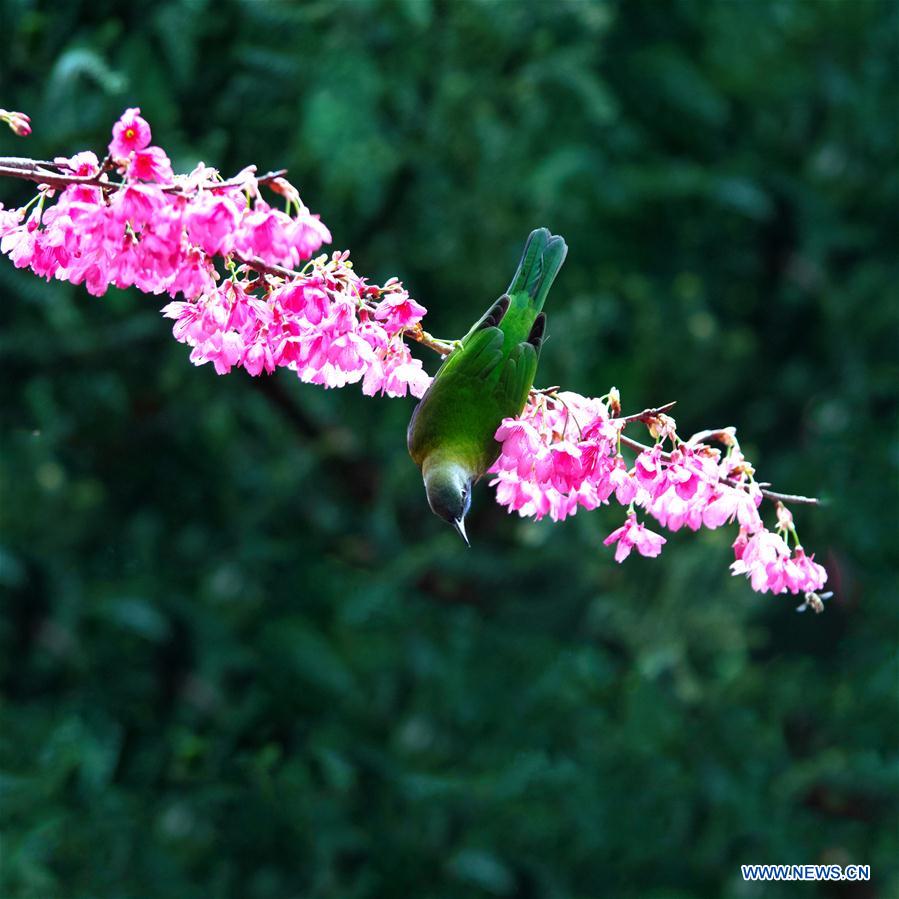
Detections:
[453, 517, 470, 547]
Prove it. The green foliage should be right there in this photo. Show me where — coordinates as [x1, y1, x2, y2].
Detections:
[1, 0, 897, 896]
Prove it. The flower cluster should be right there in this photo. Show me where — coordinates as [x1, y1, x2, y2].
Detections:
[162, 255, 431, 396]
[490, 393, 828, 597]
[0, 108, 430, 396]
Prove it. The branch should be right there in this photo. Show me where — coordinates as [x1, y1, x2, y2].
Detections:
[0, 152, 823, 512]
[0, 156, 287, 194]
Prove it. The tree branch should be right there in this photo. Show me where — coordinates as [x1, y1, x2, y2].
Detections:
[0, 153, 822, 510]
[0, 156, 287, 194]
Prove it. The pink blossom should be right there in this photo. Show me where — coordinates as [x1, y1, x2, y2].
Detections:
[490, 471, 567, 521]
[362, 344, 432, 398]
[110, 183, 165, 226]
[603, 513, 667, 562]
[792, 547, 828, 593]
[549, 441, 584, 492]
[233, 200, 293, 266]
[128, 146, 174, 183]
[0, 204, 23, 236]
[243, 341, 275, 376]
[491, 393, 621, 520]
[0, 105, 830, 597]
[2, 108, 431, 400]
[608, 455, 638, 505]
[702, 484, 763, 532]
[634, 445, 667, 496]
[287, 211, 331, 262]
[730, 528, 790, 592]
[59, 151, 100, 177]
[493, 417, 544, 478]
[373, 288, 427, 332]
[664, 446, 708, 499]
[649, 487, 700, 532]
[185, 194, 241, 256]
[109, 107, 152, 158]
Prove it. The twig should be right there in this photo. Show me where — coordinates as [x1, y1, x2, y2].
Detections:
[405, 323, 455, 356]
[748, 488, 822, 506]
[616, 400, 677, 424]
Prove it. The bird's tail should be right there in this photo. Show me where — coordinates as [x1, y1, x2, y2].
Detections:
[506, 228, 568, 313]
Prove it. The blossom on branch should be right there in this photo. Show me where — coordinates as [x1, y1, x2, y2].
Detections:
[109, 107, 152, 157]
[0, 107, 431, 397]
[0, 106, 828, 601]
[603, 513, 667, 562]
[491, 392, 828, 597]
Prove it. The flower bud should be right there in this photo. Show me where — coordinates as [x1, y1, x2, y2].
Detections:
[0, 109, 31, 136]
[775, 501, 794, 532]
[607, 386, 621, 417]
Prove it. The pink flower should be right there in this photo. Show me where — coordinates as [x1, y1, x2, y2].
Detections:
[326, 331, 375, 378]
[730, 528, 790, 592]
[649, 487, 702, 532]
[792, 547, 828, 593]
[603, 513, 667, 562]
[234, 201, 293, 265]
[185, 194, 241, 256]
[128, 146, 174, 184]
[0, 204, 24, 237]
[109, 107, 152, 158]
[243, 341, 275, 376]
[357, 319, 390, 351]
[608, 455, 638, 505]
[373, 288, 427, 333]
[549, 441, 584, 492]
[362, 344, 432, 398]
[109, 183, 165, 226]
[58, 151, 100, 177]
[287, 212, 331, 263]
[493, 418, 543, 477]
[190, 330, 245, 375]
[634, 445, 667, 496]
[272, 279, 331, 324]
[665, 446, 708, 500]
[702, 484, 763, 532]
[490, 472, 564, 521]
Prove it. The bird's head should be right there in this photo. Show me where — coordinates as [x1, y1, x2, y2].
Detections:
[422, 461, 473, 546]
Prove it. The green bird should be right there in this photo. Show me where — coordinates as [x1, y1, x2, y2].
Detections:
[407, 228, 568, 543]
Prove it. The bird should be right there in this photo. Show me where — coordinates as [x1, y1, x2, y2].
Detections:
[407, 228, 568, 544]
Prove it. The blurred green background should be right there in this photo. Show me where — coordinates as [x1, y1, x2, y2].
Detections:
[1, 1, 897, 897]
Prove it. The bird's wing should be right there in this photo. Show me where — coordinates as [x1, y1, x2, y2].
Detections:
[498, 341, 538, 413]
[435, 325, 505, 383]
[406, 326, 506, 462]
